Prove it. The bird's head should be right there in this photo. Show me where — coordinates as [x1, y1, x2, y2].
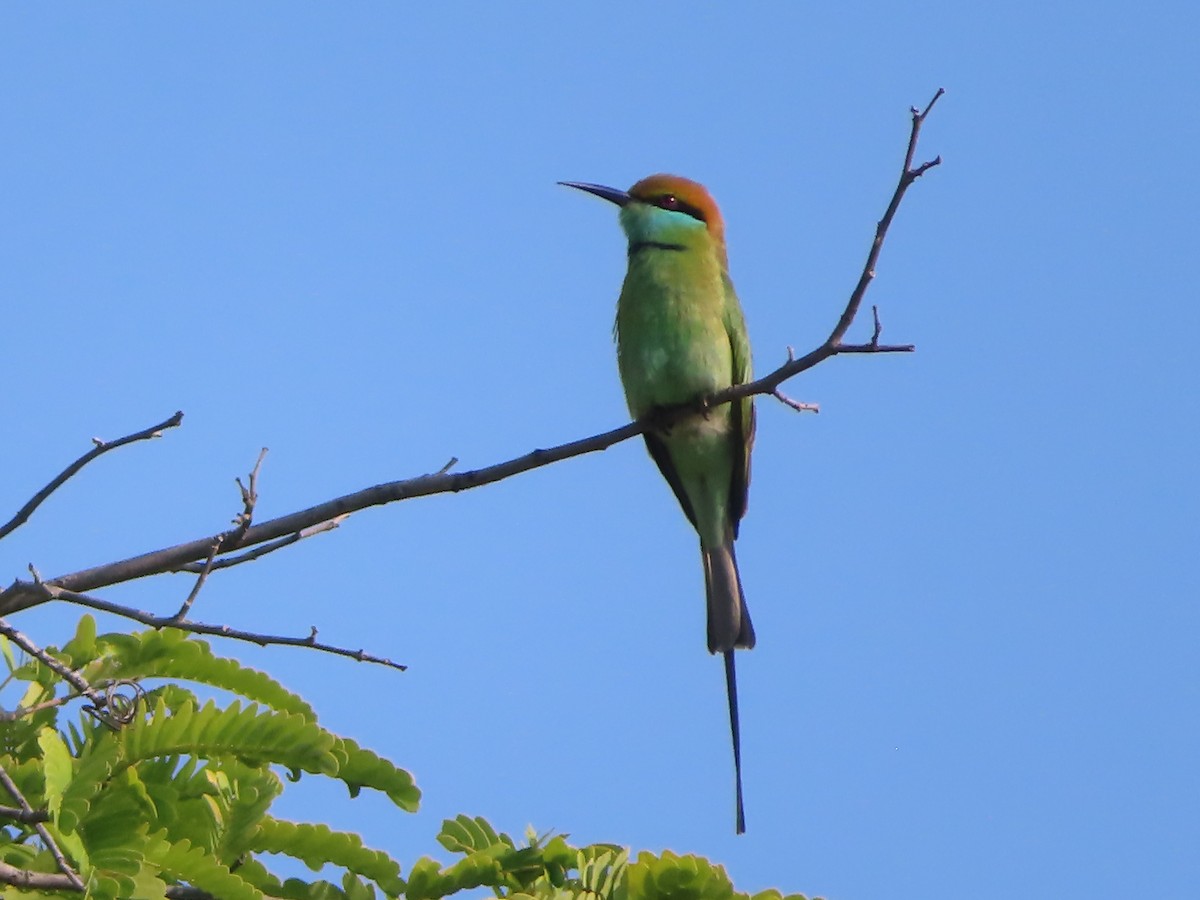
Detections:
[560, 173, 726, 254]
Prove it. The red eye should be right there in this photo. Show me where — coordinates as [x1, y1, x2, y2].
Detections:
[648, 192, 707, 223]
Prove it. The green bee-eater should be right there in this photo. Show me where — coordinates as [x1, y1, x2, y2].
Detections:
[561, 174, 756, 833]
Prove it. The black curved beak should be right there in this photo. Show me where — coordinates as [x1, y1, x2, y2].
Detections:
[558, 181, 630, 207]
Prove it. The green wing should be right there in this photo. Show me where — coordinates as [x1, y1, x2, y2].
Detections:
[643, 431, 699, 530]
[723, 273, 755, 537]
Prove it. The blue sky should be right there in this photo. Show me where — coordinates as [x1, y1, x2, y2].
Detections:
[2, 3, 1197, 898]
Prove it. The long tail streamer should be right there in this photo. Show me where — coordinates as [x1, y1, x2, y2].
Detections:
[724, 650, 746, 834]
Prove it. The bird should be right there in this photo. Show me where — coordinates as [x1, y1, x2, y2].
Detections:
[560, 174, 756, 833]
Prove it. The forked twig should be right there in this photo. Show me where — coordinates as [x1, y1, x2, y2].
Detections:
[169, 540, 221, 622]
[0, 411, 183, 542]
[169, 516, 349, 574]
[824, 87, 943, 348]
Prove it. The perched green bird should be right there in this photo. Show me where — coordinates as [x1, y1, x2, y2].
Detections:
[561, 174, 756, 833]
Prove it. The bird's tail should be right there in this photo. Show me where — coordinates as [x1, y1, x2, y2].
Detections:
[725, 650, 746, 834]
[703, 541, 755, 654]
[703, 540, 753, 834]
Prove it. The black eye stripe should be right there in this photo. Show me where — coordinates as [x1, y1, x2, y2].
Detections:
[651, 193, 707, 223]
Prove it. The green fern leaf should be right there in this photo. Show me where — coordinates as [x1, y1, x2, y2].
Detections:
[626, 851, 737, 900]
[235, 858, 373, 900]
[331, 735, 419, 811]
[61, 614, 98, 663]
[0, 632, 15, 671]
[215, 761, 284, 862]
[57, 732, 122, 833]
[117, 697, 339, 777]
[578, 847, 629, 900]
[405, 856, 447, 900]
[91, 627, 316, 718]
[251, 816, 404, 895]
[36, 726, 72, 820]
[145, 829, 265, 900]
[436, 813, 512, 855]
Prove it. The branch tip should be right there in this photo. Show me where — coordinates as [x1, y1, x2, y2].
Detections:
[0, 411, 186, 543]
[920, 88, 945, 119]
[772, 390, 820, 414]
[13, 581, 407, 671]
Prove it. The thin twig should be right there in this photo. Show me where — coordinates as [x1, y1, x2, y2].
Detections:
[168, 540, 220, 622]
[169, 516, 348, 574]
[0, 619, 105, 709]
[0, 690, 94, 722]
[0, 761, 85, 891]
[829, 342, 914, 355]
[0, 411, 183, 542]
[35, 583, 406, 671]
[772, 391, 820, 414]
[825, 87, 943, 347]
[230, 448, 268, 538]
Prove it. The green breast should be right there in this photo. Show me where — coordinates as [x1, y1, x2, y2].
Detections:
[615, 247, 733, 418]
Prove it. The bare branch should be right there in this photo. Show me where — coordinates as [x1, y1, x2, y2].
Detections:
[168, 540, 220, 622]
[167, 450, 277, 619]
[0, 860, 80, 892]
[1, 353, 906, 618]
[0, 619, 105, 709]
[772, 391, 820, 414]
[0, 92, 942, 636]
[31, 583, 406, 671]
[0, 760, 85, 890]
[825, 87, 943, 347]
[0, 691, 91, 722]
[0, 411, 184, 542]
[0, 429, 649, 614]
[0, 804, 49, 824]
[169, 516, 349, 574]
[826, 342, 915, 355]
[231, 448, 268, 536]
[0, 629, 144, 724]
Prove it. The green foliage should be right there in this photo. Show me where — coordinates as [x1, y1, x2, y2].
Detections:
[410, 818, 817, 900]
[1, 617, 414, 899]
[1, 618, 810, 899]
[332, 735, 420, 812]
